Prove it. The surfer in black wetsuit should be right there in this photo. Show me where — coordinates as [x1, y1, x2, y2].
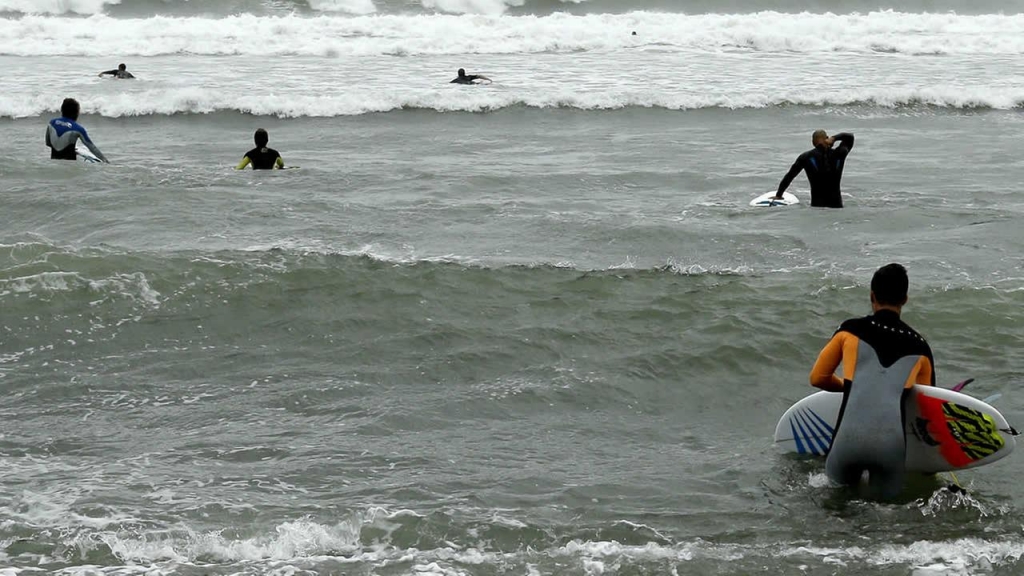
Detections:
[773, 130, 854, 208]
[236, 128, 285, 170]
[98, 63, 135, 79]
[450, 68, 490, 84]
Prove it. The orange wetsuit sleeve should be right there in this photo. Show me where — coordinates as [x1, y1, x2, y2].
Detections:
[810, 331, 847, 392]
[908, 356, 934, 387]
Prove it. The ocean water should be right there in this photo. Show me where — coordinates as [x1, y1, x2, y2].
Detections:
[2, 0, 1024, 574]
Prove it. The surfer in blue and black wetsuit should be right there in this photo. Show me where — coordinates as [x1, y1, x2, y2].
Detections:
[45, 98, 109, 163]
[809, 263, 935, 498]
[773, 130, 854, 208]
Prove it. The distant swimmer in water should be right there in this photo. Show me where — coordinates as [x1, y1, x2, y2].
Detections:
[773, 129, 854, 208]
[236, 128, 286, 170]
[45, 97, 109, 163]
[450, 68, 491, 85]
[98, 63, 135, 79]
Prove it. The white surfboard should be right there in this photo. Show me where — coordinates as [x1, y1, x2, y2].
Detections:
[750, 191, 798, 207]
[775, 385, 1017, 473]
[76, 144, 102, 164]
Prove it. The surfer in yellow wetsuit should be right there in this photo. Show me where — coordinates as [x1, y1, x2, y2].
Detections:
[809, 263, 935, 498]
[236, 128, 286, 170]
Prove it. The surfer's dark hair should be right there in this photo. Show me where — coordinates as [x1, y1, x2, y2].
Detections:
[871, 263, 909, 306]
[254, 128, 269, 147]
[118, 63, 127, 71]
[458, 68, 466, 76]
[61, 98, 80, 120]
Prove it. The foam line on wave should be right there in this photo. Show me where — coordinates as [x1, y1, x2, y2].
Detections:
[3, 87, 1023, 119]
[0, 0, 122, 15]
[3, 12, 1024, 56]
[0, 0, 593, 16]
[3, 0, 1019, 17]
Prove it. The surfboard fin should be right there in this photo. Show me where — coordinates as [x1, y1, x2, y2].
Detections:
[951, 378, 975, 392]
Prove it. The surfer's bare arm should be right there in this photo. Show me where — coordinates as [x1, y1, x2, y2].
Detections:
[275, 156, 285, 169]
[809, 332, 846, 392]
[236, 156, 252, 170]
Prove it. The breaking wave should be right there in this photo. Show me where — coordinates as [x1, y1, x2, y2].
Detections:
[2, 12, 1024, 56]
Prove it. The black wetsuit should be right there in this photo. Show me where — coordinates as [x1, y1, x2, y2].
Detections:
[450, 74, 482, 84]
[831, 310, 935, 384]
[244, 147, 281, 170]
[100, 69, 135, 79]
[778, 133, 855, 208]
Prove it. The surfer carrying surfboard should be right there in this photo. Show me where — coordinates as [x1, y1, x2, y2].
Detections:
[773, 130, 854, 208]
[809, 263, 934, 498]
[45, 98, 109, 163]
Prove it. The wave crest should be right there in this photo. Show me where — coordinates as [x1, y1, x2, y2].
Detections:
[3, 12, 1024, 57]
[0, 0, 592, 16]
[0, 0, 121, 15]
[3, 87, 1022, 119]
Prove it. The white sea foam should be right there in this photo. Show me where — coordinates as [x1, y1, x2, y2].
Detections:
[0, 0, 121, 15]
[419, 0, 587, 15]
[0, 0, 595, 15]
[3, 499, 1022, 576]
[3, 85, 1022, 120]
[306, 0, 377, 14]
[2, 12, 1024, 57]
[103, 518, 363, 563]
[0, 477, 142, 530]
[781, 539, 1024, 572]
[96, 509, 422, 564]
[807, 472, 832, 488]
[0, 271, 161, 306]
[0, 0, 591, 15]
[421, 0, 524, 15]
